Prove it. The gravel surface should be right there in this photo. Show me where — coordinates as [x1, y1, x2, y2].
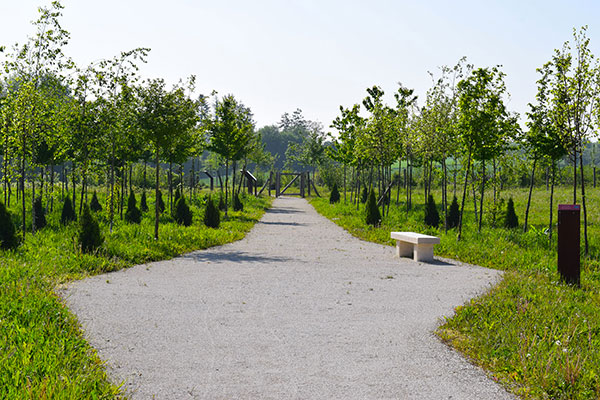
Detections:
[62, 196, 515, 399]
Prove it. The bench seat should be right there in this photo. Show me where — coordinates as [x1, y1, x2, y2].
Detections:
[390, 231, 440, 262]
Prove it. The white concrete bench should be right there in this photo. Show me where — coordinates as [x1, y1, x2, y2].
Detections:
[391, 232, 440, 262]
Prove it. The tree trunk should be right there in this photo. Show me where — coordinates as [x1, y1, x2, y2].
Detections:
[169, 161, 173, 213]
[442, 159, 448, 233]
[458, 145, 472, 241]
[110, 143, 115, 233]
[343, 164, 347, 203]
[478, 160, 486, 232]
[79, 168, 86, 216]
[548, 162, 556, 244]
[224, 159, 229, 217]
[523, 158, 537, 233]
[154, 148, 160, 240]
[579, 153, 589, 256]
[21, 155, 26, 242]
[471, 166, 478, 226]
[572, 152, 577, 204]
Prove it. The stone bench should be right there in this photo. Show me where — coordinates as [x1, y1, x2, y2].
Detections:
[390, 232, 440, 262]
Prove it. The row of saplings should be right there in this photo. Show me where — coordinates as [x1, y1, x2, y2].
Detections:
[328, 183, 519, 229]
[0, 189, 239, 253]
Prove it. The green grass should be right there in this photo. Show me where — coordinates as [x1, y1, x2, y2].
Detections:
[0, 190, 271, 399]
[310, 185, 600, 399]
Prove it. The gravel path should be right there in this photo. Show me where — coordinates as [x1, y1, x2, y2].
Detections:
[63, 196, 515, 399]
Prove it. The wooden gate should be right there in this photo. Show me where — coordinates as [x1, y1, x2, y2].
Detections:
[274, 172, 320, 198]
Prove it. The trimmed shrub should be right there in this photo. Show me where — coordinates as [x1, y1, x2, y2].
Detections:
[140, 191, 149, 212]
[174, 188, 181, 203]
[360, 186, 368, 204]
[33, 196, 47, 229]
[504, 197, 519, 229]
[204, 196, 220, 228]
[218, 194, 226, 211]
[124, 191, 141, 224]
[156, 190, 165, 214]
[78, 204, 104, 253]
[0, 201, 19, 249]
[446, 195, 460, 229]
[365, 189, 381, 226]
[174, 195, 193, 226]
[424, 194, 440, 227]
[60, 195, 77, 225]
[329, 183, 340, 204]
[90, 191, 102, 212]
[233, 193, 243, 211]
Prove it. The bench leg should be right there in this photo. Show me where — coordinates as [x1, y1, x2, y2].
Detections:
[414, 244, 434, 262]
[396, 240, 413, 258]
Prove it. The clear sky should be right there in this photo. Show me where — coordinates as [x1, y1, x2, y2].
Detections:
[1, 1, 599, 130]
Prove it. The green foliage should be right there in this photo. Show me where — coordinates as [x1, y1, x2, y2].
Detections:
[233, 193, 244, 212]
[0, 201, 19, 249]
[424, 194, 440, 227]
[156, 190, 165, 214]
[504, 197, 519, 229]
[446, 195, 460, 229]
[90, 191, 102, 212]
[140, 191, 149, 212]
[60, 195, 76, 225]
[33, 197, 47, 230]
[174, 195, 193, 226]
[78, 204, 104, 253]
[124, 191, 141, 224]
[218, 194, 226, 211]
[365, 189, 381, 226]
[329, 183, 340, 204]
[204, 196, 221, 228]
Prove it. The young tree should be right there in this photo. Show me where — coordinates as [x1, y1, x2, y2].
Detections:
[137, 78, 199, 239]
[456, 66, 518, 238]
[207, 94, 254, 217]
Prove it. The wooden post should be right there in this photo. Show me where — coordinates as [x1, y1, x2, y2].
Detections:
[276, 172, 281, 197]
[307, 173, 311, 196]
[268, 172, 272, 197]
[300, 173, 305, 198]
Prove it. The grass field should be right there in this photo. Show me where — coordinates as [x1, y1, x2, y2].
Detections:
[0, 189, 270, 399]
[310, 184, 600, 400]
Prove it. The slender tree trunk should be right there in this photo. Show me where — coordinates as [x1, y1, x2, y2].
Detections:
[579, 153, 589, 256]
[120, 164, 125, 220]
[572, 152, 577, 204]
[458, 145, 472, 241]
[31, 174, 36, 234]
[21, 155, 26, 242]
[224, 159, 229, 217]
[154, 147, 160, 240]
[343, 164, 347, 203]
[442, 159, 448, 233]
[50, 162, 54, 212]
[79, 168, 86, 216]
[110, 143, 115, 233]
[523, 158, 537, 233]
[190, 158, 195, 199]
[549, 162, 556, 243]
[478, 160, 486, 232]
[169, 161, 173, 213]
[471, 166, 478, 225]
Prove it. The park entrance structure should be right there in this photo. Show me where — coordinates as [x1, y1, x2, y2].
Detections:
[270, 172, 320, 198]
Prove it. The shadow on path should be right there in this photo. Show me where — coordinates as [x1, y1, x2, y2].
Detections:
[182, 250, 292, 264]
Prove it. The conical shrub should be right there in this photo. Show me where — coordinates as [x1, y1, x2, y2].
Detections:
[33, 196, 47, 229]
[233, 193, 243, 211]
[90, 191, 102, 212]
[0, 201, 19, 250]
[204, 196, 220, 228]
[78, 203, 104, 253]
[360, 186, 368, 204]
[140, 191, 149, 212]
[329, 183, 340, 204]
[365, 189, 381, 226]
[124, 191, 141, 224]
[446, 195, 460, 229]
[174, 195, 193, 226]
[156, 190, 165, 214]
[60, 195, 77, 225]
[424, 194, 440, 227]
[504, 197, 519, 229]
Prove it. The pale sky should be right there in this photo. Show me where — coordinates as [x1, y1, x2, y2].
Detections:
[1, 1, 599, 130]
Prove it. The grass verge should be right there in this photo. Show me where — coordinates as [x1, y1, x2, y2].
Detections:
[0, 191, 271, 399]
[310, 186, 600, 399]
